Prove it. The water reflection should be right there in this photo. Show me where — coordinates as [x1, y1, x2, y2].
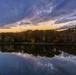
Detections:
[0, 45, 76, 75]
[0, 45, 76, 57]
[0, 52, 76, 75]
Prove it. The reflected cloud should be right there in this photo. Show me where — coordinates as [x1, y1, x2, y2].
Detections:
[0, 52, 76, 75]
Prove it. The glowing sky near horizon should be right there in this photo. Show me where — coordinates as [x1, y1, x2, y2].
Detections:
[0, 0, 76, 32]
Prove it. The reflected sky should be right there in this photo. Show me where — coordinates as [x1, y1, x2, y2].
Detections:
[0, 52, 76, 75]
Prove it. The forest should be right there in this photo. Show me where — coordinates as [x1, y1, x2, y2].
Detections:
[0, 27, 76, 44]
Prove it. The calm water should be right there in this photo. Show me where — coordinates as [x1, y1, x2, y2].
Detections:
[0, 45, 76, 75]
[1, 45, 76, 57]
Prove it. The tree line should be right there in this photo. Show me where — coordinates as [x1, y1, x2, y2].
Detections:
[0, 27, 76, 43]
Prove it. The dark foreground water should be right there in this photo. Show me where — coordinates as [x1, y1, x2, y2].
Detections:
[0, 45, 76, 75]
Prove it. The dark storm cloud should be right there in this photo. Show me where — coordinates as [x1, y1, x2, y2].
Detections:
[0, 0, 76, 28]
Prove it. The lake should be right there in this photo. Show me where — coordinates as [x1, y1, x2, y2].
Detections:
[0, 45, 76, 75]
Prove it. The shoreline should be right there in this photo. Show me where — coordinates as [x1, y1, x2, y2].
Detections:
[0, 42, 76, 45]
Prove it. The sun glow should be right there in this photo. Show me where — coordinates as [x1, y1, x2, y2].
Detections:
[0, 20, 71, 32]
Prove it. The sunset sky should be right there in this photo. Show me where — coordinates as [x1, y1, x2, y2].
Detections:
[0, 0, 76, 32]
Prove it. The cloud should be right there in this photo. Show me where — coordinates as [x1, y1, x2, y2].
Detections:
[0, 0, 63, 27]
[0, 0, 76, 29]
[56, 22, 76, 30]
[55, 11, 76, 24]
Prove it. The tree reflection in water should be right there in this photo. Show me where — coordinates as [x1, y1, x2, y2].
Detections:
[0, 45, 76, 57]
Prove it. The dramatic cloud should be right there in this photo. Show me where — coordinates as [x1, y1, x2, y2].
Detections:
[0, 0, 76, 29]
[1, 52, 76, 75]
